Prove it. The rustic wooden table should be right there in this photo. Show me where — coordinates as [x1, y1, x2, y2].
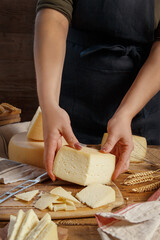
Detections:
[0, 146, 159, 240]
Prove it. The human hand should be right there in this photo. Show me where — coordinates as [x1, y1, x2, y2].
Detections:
[100, 114, 134, 181]
[42, 104, 81, 181]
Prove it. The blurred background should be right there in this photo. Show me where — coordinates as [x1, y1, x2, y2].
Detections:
[0, 1, 38, 121]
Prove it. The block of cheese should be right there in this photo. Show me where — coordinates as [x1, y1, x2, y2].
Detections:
[25, 213, 51, 240]
[16, 209, 39, 240]
[36, 221, 58, 240]
[15, 190, 39, 202]
[50, 187, 80, 203]
[27, 106, 68, 145]
[8, 209, 25, 240]
[27, 106, 43, 141]
[34, 194, 59, 210]
[101, 133, 147, 163]
[76, 183, 115, 208]
[130, 135, 147, 162]
[53, 146, 116, 186]
[7, 215, 16, 239]
[8, 132, 44, 168]
[8, 132, 67, 168]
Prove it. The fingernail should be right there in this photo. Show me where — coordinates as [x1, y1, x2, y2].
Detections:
[100, 147, 108, 152]
[74, 143, 82, 150]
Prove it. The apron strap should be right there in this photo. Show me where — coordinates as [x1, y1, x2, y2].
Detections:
[80, 44, 151, 66]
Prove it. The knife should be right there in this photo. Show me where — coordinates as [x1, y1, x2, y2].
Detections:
[0, 172, 49, 204]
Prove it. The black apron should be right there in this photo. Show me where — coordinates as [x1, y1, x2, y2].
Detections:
[60, 0, 160, 145]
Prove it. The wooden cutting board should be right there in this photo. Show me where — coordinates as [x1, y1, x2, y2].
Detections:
[1, 145, 159, 221]
[0, 180, 124, 220]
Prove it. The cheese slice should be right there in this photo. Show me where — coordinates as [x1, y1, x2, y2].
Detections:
[16, 209, 39, 240]
[8, 209, 25, 240]
[65, 205, 77, 211]
[25, 213, 51, 240]
[15, 190, 39, 202]
[101, 133, 147, 163]
[48, 204, 54, 211]
[76, 183, 115, 208]
[34, 193, 59, 210]
[7, 215, 16, 239]
[36, 221, 58, 240]
[53, 203, 67, 212]
[65, 200, 75, 206]
[53, 146, 116, 186]
[27, 106, 43, 141]
[8, 132, 44, 168]
[50, 187, 80, 203]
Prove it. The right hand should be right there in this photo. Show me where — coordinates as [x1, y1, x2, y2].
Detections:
[42, 104, 81, 181]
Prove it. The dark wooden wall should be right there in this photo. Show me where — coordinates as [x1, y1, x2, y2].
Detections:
[0, 0, 39, 121]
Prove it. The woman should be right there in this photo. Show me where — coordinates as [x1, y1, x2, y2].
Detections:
[34, 0, 160, 181]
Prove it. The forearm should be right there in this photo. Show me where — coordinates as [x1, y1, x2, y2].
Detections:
[34, 9, 69, 110]
[115, 41, 160, 119]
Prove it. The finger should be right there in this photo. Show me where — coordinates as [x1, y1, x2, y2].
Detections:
[112, 147, 131, 181]
[56, 137, 62, 153]
[62, 125, 82, 150]
[44, 137, 58, 182]
[100, 134, 118, 153]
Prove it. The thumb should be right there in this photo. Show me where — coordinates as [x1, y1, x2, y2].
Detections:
[101, 134, 118, 153]
[62, 125, 82, 150]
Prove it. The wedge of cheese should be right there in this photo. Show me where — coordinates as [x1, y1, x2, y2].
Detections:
[53, 146, 116, 186]
[27, 106, 43, 141]
[25, 213, 51, 240]
[76, 183, 115, 208]
[8, 209, 25, 240]
[101, 133, 147, 163]
[27, 105, 68, 144]
[36, 221, 58, 240]
[15, 190, 39, 202]
[50, 187, 80, 204]
[8, 132, 44, 168]
[16, 209, 39, 240]
[7, 215, 16, 239]
[34, 193, 59, 210]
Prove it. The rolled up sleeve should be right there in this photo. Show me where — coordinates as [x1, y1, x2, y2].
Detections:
[36, 0, 73, 23]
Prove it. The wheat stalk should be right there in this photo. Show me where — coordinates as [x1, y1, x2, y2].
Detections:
[132, 181, 160, 192]
[0, 105, 5, 114]
[123, 175, 154, 185]
[127, 169, 160, 179]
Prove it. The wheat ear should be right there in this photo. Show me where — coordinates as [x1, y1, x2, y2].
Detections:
[132, 181, 160, 192]
[123, 175, 154, 185]
[127, 169, 160, 179]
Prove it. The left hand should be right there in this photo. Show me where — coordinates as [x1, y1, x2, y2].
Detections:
[100, 113, 134, 181]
